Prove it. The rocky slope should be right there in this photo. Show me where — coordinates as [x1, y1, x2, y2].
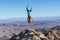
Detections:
[0, 25, 60, 40]
[9, 29, 60, 40]
[47, 30, 60, 40]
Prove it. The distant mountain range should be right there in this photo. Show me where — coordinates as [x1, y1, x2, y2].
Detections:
[0, 16, 60, 27]
[0, 16, 60, 23]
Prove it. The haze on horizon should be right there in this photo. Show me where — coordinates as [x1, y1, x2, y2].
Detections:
[0, 0, 60, 19]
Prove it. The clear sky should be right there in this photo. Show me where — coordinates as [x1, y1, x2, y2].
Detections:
[0, 0, 60, 19]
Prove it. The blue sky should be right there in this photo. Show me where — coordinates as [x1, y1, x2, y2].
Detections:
[0, 0, 60, 19]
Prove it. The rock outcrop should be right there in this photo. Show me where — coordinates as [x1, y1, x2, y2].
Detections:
[47, 30, 60, 40]
[9, 29, 49, 40]
[9, 29, 60, 40]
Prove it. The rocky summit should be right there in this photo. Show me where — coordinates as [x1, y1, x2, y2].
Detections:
[8, 29, 60, 40]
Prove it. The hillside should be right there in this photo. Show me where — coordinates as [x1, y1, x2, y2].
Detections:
[9, 29, 60, 40]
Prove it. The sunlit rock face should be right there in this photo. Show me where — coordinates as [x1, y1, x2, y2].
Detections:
[47, 30, 60, 40]
[0, 28, 60, 40]
[9, 29, 49, 40]
[9, 29, 60, 40]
